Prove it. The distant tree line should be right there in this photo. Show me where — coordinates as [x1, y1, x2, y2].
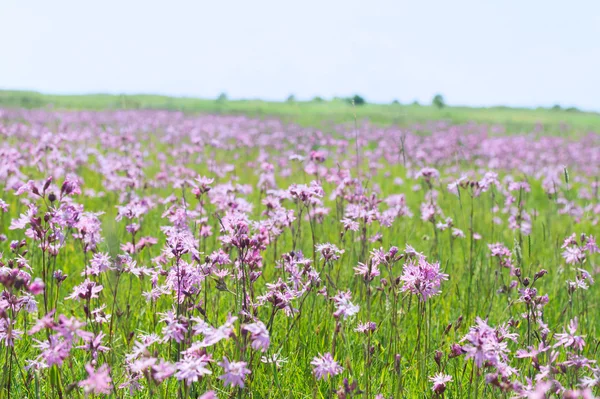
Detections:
[209, 92, 583, 113]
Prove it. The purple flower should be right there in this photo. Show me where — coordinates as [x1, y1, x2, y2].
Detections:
[243, 321, 270, 352]
[66, 279, 103, 301]
[78, 364, 112, 395]
[355, 322, 377, 334]
[429, 373, 452, 395]
[563, 246, 585, 264]
[218, 357, 251, 388]
[311, 353, 343, 380]
[554, 318, 585, 351]
[332, 291, 360, 319]
[400, 255, 448, 301]
[175, 354, 213, 385]
[152, 360, 176, 384]
[354, 262, 380, 282]
[315, 243, 345, 261]
[0, 318, 22, 347]
[460, 318, 512, 368]
[159, 310, 188, 343]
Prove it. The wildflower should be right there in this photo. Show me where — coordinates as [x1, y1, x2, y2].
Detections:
[353, 262, 380, 281]
[83, 253, 113, 276]
[311, 353, 343, 380]
[77, 332, 110, 359]
[0, 318, 22, 347]
[243, 321, 270, 352]
[416, 167, 440, 182]
[175, 354, 213, 385]
[563, 246, 585, 264]
[78, 364, 112, 395]
[400, 255, 448, 301]
[66, 279, 103, 301]
[218, 357, 251, 388]
[355, 322, 377, 333]
[151, 360, 176, 384]
[430, 373, 452, 395]
[315, 243, 345, 261]
[585, 236, 599, 253]
[461, 318, 511, 368]
[332, 291, 360, 319]
[260, 353, 288, 369]
[451, 228, 465, 238]
[159, 310, 188, 343]
[554, 318, 585, 351]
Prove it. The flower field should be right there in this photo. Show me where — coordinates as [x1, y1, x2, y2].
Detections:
[0, 108, 598, 398]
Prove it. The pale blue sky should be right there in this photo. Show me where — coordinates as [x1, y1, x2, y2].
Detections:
[1, 0, 599, 110]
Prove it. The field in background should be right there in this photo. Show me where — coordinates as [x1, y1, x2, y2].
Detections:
[0, 100, 598, 398]
[1, 89, 599, 133]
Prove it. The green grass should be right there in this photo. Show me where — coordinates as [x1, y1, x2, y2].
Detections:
[0, 96, 598, 398]
[1, 89, 599, 133]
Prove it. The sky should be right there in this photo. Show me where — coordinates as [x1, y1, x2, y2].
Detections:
[1, 0, 599, 110]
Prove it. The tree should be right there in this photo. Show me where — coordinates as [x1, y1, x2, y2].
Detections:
[216, 92, 228, 102]
[286, 94, 296, 103]
[349, 94, 366, 106]
[312, 96, 324, 103]
[392, 99, 400, 105]
[432, 94, 445, 109]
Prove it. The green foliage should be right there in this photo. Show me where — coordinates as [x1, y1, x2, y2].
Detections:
[0, 90, 599, 133]
[349, 94, 366, 106]
[432, 94, 445, 109]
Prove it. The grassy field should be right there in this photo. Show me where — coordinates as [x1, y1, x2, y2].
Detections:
[1, 89, 599, 133]
[0, 100, 598, 398]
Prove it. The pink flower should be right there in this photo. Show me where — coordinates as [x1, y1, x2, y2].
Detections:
[159, 310, 188, 343]
[355, 322, 377, 334]
[400, 254, 448, 301]
[218, 357, 251, 388]
[243, 321, 270, 352]
[315, 243, 345, 261]
[175, 355, 213, 385]
[66, 279, 103, 301]
[562, 246, 585, 264]
[0, 318, 22, 347]
[27, 278, 45, 295]
[460, 318, 512, 368]
[78, 364, 112, 395]
[430, 373, 452, 395]
[151, 360, 176, 384]
[332, 291, 360, 319]
[354, 262, 380, 282]
[311, 353, 343, 380]
[554, 318, 585, 351]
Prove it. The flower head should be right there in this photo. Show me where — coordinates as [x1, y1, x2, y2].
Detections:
[218, 357, 251, 388]
[78, 364, 112, 395]
[400, 255, 448, 301]
[311, 353, 343, 380]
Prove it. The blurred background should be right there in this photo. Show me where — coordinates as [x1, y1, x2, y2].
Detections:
[0, 0, 598, 126]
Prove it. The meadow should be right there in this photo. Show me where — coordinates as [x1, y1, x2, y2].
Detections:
[0, 100, 598, 398]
